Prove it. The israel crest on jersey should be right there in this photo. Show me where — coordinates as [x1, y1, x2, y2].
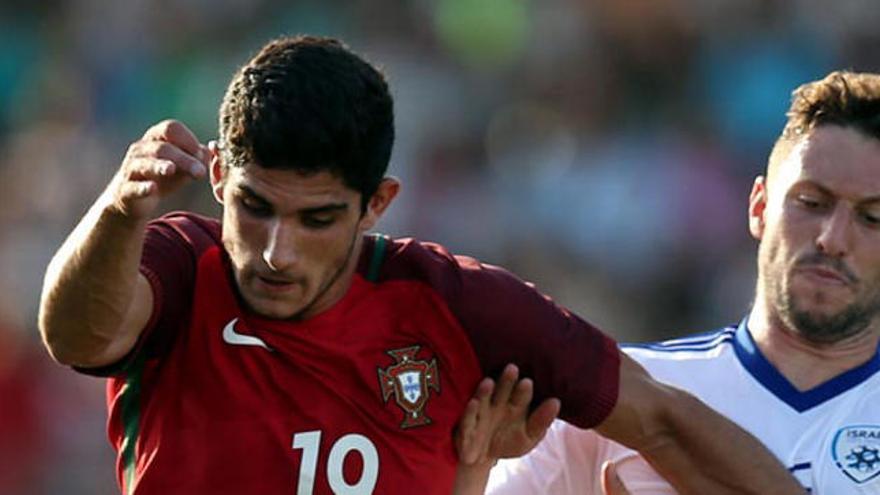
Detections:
[832, 425, 880, 484]
[377, 345, 440, 429]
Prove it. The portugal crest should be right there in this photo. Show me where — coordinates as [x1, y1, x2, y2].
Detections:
[832, 425, 880, 484]
[377, 345, 440, 429]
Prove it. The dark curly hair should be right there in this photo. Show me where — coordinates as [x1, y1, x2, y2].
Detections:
[219, 35, 394, 209]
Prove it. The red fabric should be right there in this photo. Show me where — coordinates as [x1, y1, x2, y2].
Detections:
[375, 237, 620, 428]
[96, 212, 619, 494]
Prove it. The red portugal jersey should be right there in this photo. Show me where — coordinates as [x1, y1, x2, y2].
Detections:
[80, 212, 619, 494]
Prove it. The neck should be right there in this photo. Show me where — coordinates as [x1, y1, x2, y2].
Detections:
[749, 297, 880, 391]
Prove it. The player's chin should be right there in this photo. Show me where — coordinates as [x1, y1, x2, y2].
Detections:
[242, 291, 309, 320]
[789, 294, 855, 325]
[796, 283, 853, 306]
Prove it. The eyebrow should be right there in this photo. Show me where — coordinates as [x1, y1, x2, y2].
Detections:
[798, 182, 880, 205]
[236, 185, 349, 213]
[237, 185, 271, 205]
[300, 203, 349, 215]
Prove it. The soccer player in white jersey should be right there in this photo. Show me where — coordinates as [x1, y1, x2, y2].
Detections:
[455, 71, 880, 494]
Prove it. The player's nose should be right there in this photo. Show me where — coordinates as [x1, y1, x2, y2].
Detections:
[262, 219, 298, 272]
[816, 204, 853, 258]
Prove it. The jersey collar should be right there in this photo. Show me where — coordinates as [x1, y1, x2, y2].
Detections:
[733, 317, 880, 412]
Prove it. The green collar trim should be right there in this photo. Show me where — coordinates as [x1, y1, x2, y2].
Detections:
[366, 234, 386, 283]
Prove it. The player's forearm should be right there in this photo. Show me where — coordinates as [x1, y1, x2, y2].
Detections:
[39, 191, 148, 366]
[597, 354, 803, 494]
[638, 386, 803, 494]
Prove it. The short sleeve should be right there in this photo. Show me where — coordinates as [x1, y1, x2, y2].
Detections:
[487, 420, 605, 494]
[376, 238, 621, 429]
[451, 259, 621, 428]
[612, 453, 677, 494]
[488, 420, 674, 495]
[74, 212, 218, 376]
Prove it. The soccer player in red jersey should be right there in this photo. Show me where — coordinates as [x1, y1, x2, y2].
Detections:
[38, 36, 802, 494]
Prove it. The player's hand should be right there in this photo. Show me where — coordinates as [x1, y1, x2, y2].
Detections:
[602, 461, 632, 495]
[455, 363, 561, 466]
[107, 119, 209, 220]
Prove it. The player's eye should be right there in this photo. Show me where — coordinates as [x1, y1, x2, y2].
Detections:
[796, 193, 827, 210]
[240, 196, 272, 217]
[302, 215, 335, 229]
[859, 208, 880, 228]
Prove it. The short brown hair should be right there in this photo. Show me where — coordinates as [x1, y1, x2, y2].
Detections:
[769, 71, 880, 170]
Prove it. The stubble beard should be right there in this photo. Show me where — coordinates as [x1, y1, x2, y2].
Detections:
[225, 228, 362, 321]
[764, 255, 880, 345]
[285, 229, 360, 321]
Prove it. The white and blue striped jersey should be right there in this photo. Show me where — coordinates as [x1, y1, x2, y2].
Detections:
[488, 319, 880, 494]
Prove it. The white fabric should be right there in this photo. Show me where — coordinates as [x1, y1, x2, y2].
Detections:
[487, 322, 880, 494]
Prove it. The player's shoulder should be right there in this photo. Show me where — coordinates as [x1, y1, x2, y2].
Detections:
[379, 236, 478, 272]
[150, 210, 221, 238]
[379, 236, 457, 269]
[362, 234, 522, 293]
[622, 325, 738, 362]
[146, 211, 222, 254]
[620, 325, 748, 401]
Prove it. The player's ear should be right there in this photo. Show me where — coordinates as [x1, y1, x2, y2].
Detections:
[359, 177, 400, 231]
[748, 176, 767, 240]
[209, 141, 225, 204]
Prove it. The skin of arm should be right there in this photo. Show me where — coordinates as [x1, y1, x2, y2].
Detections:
[594, 352, 803, 495]
[38, 120, 208, 368]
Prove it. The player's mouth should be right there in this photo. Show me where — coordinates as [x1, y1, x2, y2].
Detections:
[255, 275, 300, 293]
[795, 265, 853, 288]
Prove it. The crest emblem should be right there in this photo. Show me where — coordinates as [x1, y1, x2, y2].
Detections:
[377, 345, 440, 429]
[832, 425, 880, 484]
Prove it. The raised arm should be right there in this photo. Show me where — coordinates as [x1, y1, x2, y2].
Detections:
[594, 352, 802, 494]
[38, 120, 208, 368]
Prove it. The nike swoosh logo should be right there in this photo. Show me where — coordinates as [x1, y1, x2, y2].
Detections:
[222, 318, 272, 351]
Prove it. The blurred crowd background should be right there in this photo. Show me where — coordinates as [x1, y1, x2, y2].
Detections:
[2, 0, 879, 492]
